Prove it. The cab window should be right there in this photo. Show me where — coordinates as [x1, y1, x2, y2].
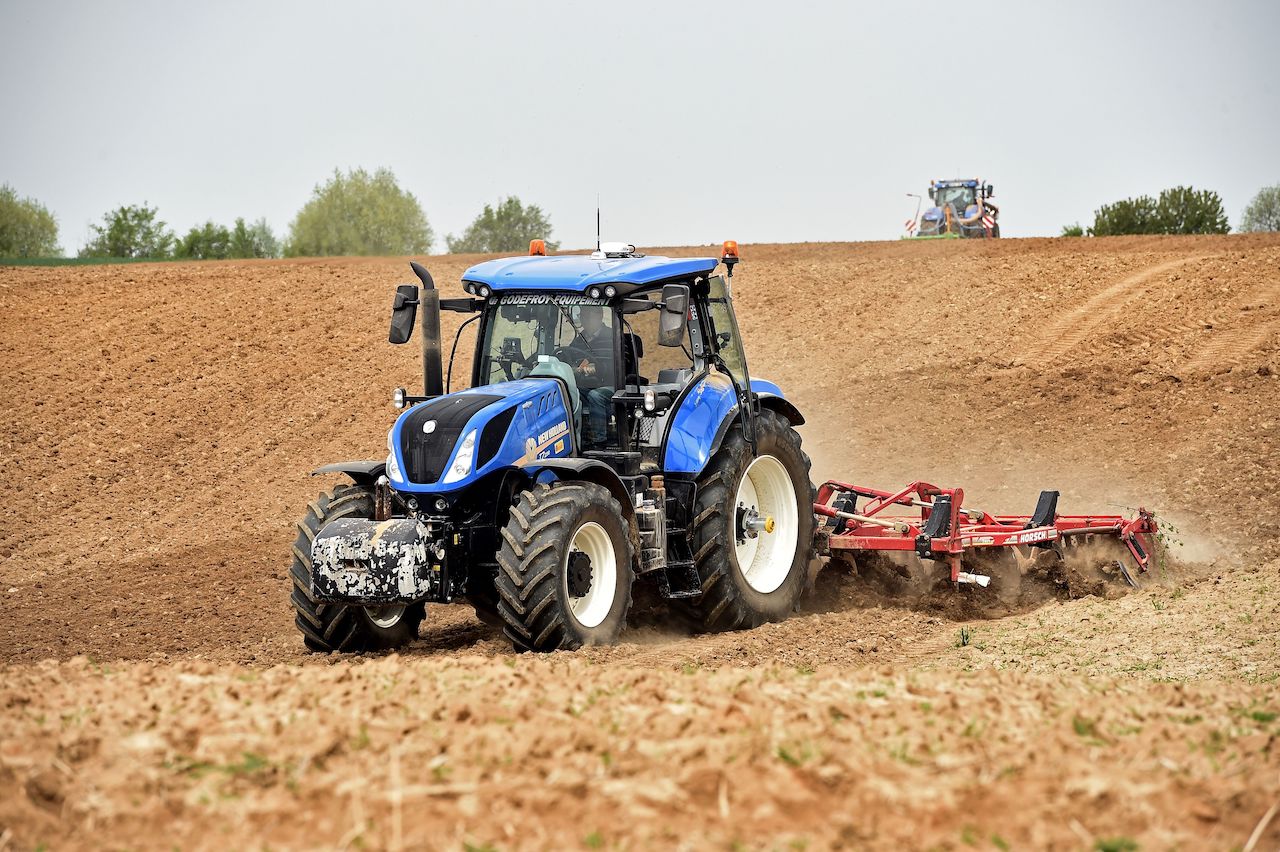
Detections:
[621, 289, 696, 386]
[705, 275, 748, 386]
[478, 301, 614, 387]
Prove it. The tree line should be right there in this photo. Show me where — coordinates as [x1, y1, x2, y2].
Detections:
[1061, 183, 1279, 237]
[0, 168, 558, 260]
[5, 172, 1278, 259]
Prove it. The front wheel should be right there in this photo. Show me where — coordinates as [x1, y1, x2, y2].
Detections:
[678, 409, 816, 632]
[495, 482, 635, 651]
[289, 484, 425, 653]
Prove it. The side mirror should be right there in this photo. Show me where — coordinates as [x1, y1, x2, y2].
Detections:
[658, 283, 690, 348]
[389, 284, 419, 344]
[986, 185, 995, 198]
[928, 187, 935, 200]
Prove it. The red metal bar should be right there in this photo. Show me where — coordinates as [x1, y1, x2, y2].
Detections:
[815, 479, 1157, 584]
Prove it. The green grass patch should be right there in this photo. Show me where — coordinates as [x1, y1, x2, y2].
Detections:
[1094, 838, 1138, 852]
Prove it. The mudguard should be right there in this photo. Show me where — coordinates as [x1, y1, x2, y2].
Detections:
[519, 457, 636, 523]
[311, 461, 387, 487]
[662, 374, 803, 475]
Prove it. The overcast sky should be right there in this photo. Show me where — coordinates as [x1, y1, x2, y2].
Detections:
[2, 0, 1277, 252]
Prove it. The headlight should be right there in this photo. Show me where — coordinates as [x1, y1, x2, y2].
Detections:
[392, 387, 406, 409]
[604, 285, 617, 298]
[385, 430, 403, 482]
[441, 429, 477, 484]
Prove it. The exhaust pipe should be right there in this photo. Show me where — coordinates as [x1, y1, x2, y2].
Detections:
[410, 261, 444, 397]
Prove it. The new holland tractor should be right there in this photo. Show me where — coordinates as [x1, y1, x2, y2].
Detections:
[912, 178, 1000, 238]
[290, 240, 816, 653]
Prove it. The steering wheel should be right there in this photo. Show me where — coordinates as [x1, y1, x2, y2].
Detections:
[497, 347, 540, 381]
[555, 344, 592, 368]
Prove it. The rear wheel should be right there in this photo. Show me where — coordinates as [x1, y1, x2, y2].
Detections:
[289, 484, 425, 653]
[678, 409, 816, 632]
[495, 482, 635, 651]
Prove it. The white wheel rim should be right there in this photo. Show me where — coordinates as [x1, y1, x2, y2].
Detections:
[733, 454, 799, 594]
[566, 521, 618, 629]
[365, 604, 405, 629]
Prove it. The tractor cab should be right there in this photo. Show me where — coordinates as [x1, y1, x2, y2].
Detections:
[932, 182, 978, 214]
[428, 242, 775, 479]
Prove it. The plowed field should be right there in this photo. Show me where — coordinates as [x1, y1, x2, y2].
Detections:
[2, 235, 1278, 850]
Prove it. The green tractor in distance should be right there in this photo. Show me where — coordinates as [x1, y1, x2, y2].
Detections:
[907, 178, 1000, 239]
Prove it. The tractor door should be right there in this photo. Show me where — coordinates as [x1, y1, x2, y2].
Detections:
[703, 274, 761, 450]
[619, 287, 702, 467]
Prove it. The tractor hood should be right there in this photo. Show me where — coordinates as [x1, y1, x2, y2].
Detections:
[386, 378, 574, 495]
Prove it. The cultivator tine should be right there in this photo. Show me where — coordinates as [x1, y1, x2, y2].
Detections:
[1117, 560, 1140, 589]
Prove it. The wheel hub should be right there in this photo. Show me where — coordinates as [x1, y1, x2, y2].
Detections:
[365, 604, 405, 629]
[567, 550, 594, 598]
[736, 503, 775, 544]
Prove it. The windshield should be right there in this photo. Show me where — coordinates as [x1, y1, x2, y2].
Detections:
[478, 295, 616, 388]
[935, 186, 976, 210]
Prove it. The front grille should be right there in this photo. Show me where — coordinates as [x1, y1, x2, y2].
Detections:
[636, 416, 657, 444]
[400, 394, 502, 484]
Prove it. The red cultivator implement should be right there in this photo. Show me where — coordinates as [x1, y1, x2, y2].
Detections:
[815, 480, 1158, 588]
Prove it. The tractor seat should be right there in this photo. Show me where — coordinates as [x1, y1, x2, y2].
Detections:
[526, 356, 581, 420]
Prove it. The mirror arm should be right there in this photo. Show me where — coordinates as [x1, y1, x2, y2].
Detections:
[440, 298, 484, 313]
[445, 314, 482, 394]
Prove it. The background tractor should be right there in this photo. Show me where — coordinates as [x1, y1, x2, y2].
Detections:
[291, 240, 816, 653]
[909, 178, 1000, 238]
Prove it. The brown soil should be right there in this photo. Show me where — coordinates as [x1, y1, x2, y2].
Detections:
[1, 235, 1278, 850]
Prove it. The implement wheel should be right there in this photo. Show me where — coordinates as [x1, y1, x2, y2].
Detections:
[289, 484, 425, 653]
[495, 482, 635, 652]
[678, 409, 816, 632]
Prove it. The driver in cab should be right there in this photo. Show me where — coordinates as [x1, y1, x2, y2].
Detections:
[569, 306, 615, 446]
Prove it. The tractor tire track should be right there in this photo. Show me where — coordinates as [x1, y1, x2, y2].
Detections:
[1183, 280, 1280, 373]
[1014, 256, 1203, 365]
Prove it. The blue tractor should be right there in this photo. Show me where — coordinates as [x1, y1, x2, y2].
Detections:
[290, 240, 816, 652]
[914, 178, 1000, 238]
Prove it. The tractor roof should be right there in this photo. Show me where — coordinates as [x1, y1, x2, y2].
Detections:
[934, 178, 981, 188]
[461, 254, 719, 293]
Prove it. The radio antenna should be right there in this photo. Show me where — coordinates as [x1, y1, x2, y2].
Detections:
[595, 196, 601, 252]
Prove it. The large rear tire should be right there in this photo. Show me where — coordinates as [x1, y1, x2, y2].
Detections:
[678, 409, 816, 632]
[289, 484, 425, 653]
[495, 482, 634, 652]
